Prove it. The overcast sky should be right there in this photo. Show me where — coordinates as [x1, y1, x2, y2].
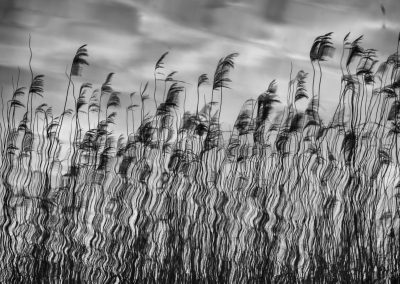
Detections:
[0, 0, 400, 130]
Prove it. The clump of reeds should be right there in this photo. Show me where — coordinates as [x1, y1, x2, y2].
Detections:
[0, 32, 400, 283]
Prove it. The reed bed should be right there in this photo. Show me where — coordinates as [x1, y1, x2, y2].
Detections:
[1, 32, 400, 283]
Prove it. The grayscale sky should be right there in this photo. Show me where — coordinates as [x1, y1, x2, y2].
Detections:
[0, 0, 400, 130]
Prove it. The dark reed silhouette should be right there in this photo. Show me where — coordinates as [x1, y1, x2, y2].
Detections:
[1, 32, 400, 283]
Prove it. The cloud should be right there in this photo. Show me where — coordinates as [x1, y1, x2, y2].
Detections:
[84, 2, 140, 35]
[0, 0, 400, 128]
[0, 0, 141, 34]
[258, 0, 289, 23]
[0, 65, 30, 89]
[144, 0, 226, 29]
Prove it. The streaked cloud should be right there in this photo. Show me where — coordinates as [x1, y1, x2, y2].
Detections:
[0, 0, 399, 128]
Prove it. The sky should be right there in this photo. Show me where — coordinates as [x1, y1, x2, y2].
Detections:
[0, 0, 400, 131]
